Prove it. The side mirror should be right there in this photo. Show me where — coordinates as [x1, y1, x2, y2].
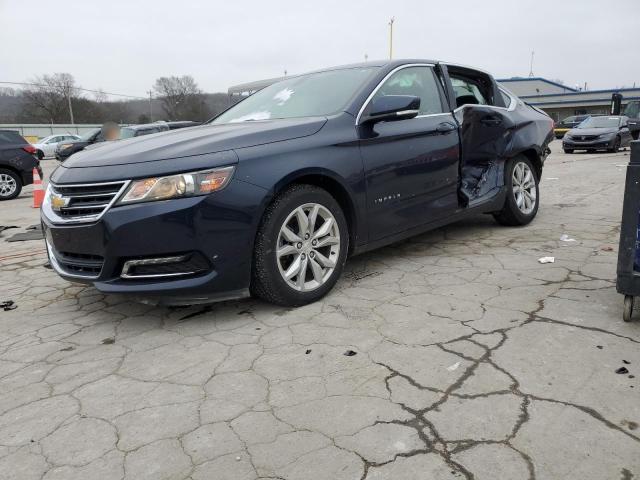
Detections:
[361, 95, 420, 124]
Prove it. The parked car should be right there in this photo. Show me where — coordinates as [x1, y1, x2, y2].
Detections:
[55, 128, 102, 162]
[623, 100, 640, 140]
[553, 114, 602, 138]
[0, 130, 42, 200]
[42, 59, 553, 306]
[32, 134, 80, 159]
[119, 122, 170, 139]
[562, 115, 632, 153]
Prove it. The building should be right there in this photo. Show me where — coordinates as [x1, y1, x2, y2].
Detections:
[498, 77, 640, 121]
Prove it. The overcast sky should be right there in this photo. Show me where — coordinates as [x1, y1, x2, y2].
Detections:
[1, 0, 638, 99]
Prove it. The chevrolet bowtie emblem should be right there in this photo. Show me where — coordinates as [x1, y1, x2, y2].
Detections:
[50, 193, 70, 211]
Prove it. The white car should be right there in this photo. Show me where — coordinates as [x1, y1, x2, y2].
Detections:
[32, 134, 81, 159]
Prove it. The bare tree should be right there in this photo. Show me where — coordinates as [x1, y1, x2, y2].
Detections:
[153, 75, 208, 120]
[22, 73, 78, 123]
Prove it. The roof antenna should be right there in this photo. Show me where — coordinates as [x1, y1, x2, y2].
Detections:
[528, 50, 535, 77]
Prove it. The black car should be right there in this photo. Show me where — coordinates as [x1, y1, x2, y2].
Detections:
[562, 115, 633, 153]
[0, 129, 42, 200]
[42, 60, 553, 306]
[55, 128, 102, 162]
[553, 114, 603, 139]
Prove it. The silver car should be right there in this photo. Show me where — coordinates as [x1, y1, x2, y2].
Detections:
[32, 134, 80, 159]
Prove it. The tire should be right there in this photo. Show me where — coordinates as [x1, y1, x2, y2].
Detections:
[493, 156, 539, 226]
[563, 149, 573, 154]
[607, 136, 620, 153]
[36, 150, 44, 160]
[0, 169, 22, 201]
[251, 184, 349, 307]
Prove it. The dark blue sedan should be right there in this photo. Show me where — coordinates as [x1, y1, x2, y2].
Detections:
[42, 59, 554, 306]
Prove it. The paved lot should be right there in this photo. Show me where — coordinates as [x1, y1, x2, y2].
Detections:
[1, 145, 638, 480]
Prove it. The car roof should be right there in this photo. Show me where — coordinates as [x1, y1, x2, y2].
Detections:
[123, 122, 168, 131]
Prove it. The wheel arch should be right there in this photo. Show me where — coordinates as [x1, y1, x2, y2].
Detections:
[266, 168, 360, 255]
[516, 148, 542, 179]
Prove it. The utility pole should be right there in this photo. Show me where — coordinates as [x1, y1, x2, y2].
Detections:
[147, 90, 153, 121]
[528, 50, 535, 77]
[388, 17, 395, 59]
[67, 93, 75, 125]
[364, 53, 368, 62]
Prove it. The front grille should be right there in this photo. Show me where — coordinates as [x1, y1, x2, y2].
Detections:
[48, 181, 127, 223]
[573, 135, 598, 141]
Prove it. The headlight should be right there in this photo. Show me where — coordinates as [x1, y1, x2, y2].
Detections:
[117, 166, 234, 205]
[59, 143, 74, 150]
[598, 133, 614, 139]
[564, 133, 572, 139]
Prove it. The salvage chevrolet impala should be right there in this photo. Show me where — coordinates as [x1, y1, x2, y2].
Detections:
[42, 60, 554, 306]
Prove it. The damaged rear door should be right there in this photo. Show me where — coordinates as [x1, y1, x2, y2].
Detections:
[444, 66, 515, 208]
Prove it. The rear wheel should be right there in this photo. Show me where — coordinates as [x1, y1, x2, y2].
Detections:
[493, 156, 539, 226]
[252, 184, 349, 306]
[0, 169, 22, 200]
[36, 150, 44, 160]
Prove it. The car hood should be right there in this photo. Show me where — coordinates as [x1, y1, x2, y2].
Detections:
[568, 127, 618, 136]
[63, 117, 327, 168]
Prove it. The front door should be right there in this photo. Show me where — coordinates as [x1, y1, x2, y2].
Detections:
[358, 65, 460, 242]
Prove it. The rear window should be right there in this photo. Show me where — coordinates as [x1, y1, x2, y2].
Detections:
[0, 130, 26, 145]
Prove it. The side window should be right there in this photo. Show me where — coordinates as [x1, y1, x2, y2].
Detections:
[450, 77, 488, 107]
[371, 66, 445, 115]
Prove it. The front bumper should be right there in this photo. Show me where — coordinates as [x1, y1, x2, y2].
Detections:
[563, 136, 616, 150]
[42, 179, 268, 304]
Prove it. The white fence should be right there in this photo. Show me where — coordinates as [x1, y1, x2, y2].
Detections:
[0, 124, 102, 138]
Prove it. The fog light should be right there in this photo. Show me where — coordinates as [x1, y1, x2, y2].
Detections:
[121, 252, 210, 279]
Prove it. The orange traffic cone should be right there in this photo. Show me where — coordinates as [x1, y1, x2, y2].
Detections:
[32, 168, 44, 208]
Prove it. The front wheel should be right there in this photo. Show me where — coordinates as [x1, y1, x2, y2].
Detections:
[563, 148, 574, 154]
[607, 136, 621, 153]
[493, 156, 539, 226]
[0, 169, 22, 201]
[251, 184, 349, 306]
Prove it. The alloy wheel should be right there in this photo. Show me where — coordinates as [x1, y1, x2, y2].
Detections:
[0, 174, 17, 198]
[276, 203, 341, 292]
[512, 162, 536, 215]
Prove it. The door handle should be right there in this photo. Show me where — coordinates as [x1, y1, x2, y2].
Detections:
[436, 122, 457, 133]
[480, 116, 502, 126]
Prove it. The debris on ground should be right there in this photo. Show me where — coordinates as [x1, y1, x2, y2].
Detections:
[1, 300, 17, 311]
[7, 225, 44, 242]
[447, 361, 461, 371]
[615, 367, 630, 374]
[623, 360, 631, 364]
[305, 349, 312, 354]
[538, 256, 555, 264]
[101, 338, 115, 345]
[560, 234, 577, 242]
[600, 245, 615, 252]
[343, 350, 357, 356]
[546, 177, 559, 180]
[0, 225, 19, 237]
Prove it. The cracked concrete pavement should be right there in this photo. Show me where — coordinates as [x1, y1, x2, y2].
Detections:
[0, 143, 638, 480]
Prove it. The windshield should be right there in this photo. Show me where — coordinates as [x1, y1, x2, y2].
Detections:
[577, 117, 621, 129]
[212, 67, 379, 124]
[80, 128, 100, 141]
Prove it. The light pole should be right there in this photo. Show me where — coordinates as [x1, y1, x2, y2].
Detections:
[147, 90, 153, 121]
[388, 17, 395, 59]
[67, 93, 75, 125]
